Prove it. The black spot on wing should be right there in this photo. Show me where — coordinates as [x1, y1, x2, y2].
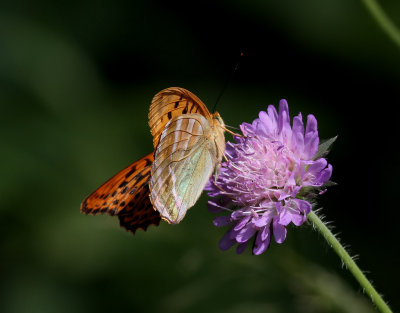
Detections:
[129, 188, 137, 195]
[145, 158, 152, 167]
[189, 102, 195, 113]
[119, 181, 128, 188]
[125, 166, 137, 178]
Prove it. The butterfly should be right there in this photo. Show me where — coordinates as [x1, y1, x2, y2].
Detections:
[81, 87, 226, 233]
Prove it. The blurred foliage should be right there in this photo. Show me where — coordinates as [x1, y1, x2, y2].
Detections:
[1, 0, 399, 312]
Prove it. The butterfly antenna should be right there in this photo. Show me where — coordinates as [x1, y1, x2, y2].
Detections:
[212, 52, 244, 113]
[224, 124, 241, 131]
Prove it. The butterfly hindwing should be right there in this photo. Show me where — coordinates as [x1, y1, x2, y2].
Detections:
[149, 114, 221, 224]
[81, 152, 161, 233]
[148, 87, 213, 149]
[118, 183, 161, 233]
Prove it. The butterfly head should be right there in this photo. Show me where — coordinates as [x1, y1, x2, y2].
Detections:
[212, 112, 225, 128]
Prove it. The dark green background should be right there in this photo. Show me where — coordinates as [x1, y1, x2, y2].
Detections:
[1, 1, 399, 312]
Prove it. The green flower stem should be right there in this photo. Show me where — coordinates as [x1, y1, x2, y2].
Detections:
[307, 211, 392, 313]
[361, 0, 400, 49]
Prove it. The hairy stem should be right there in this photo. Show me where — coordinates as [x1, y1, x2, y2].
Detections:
[361, 0, 400, 49]
[307, 211, 392, 313]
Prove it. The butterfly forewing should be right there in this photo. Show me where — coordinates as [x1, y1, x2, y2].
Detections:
[149, 87, 213, 149]
[81, 152, 161, 233]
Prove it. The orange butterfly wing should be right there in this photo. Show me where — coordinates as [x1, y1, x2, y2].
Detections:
[81, 152, 161, 234]
[148, 87, 213, 149]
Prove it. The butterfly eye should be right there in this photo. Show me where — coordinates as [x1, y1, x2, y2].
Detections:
[217, 115, 225, 127]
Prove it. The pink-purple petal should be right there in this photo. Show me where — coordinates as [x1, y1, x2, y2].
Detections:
[291, 212, 306, 226]
[307, 158, 328, 174]
[260, 224, 270, 241]
[278, 209, 292, 226]
[292, 130, 305, 155]
[219, 229, 237, 250]
[315, 164, 333, 184]
[278, 99, 290, 135]
[234, 215, 251, 231]
[253, 211, 273, 227]
[236, 241, 249, 254]
[253, 229, 271, 255]
[292, 113, 304, 134]
[304, 114, 319, 158]
[305, 114, 317, 134]
[258, 111, 272, 136]
[236, 224, 257, 243]
[293, 199, 312, 214]
[273, 220, 287, 244]
[304, 132, 319, 159]
[267, 105, 279, 129]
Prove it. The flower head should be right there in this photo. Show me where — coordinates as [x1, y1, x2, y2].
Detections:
[206, 99, 333, 255]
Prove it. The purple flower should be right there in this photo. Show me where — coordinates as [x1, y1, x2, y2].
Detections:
[206, 99, 334, 255]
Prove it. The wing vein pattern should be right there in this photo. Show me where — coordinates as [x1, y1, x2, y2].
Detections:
[150, 114, 218, 224]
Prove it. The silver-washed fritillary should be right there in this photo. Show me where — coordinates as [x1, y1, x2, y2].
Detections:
[81, 87, 226, 232]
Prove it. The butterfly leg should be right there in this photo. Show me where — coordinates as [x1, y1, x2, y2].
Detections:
[215, 140, 229, 163]
[212, 168, 227, 193]
[214, 162, 221, 183]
